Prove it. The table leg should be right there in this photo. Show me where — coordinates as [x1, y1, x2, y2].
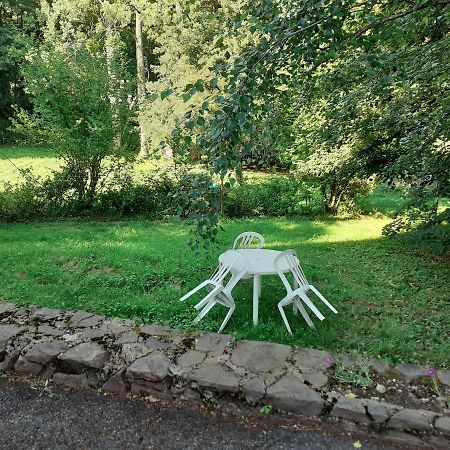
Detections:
[253, 274, 261, 326]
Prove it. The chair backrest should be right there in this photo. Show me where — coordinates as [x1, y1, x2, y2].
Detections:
[210, 250, 248, 289]
[232, 231, 265, 250]
[275, 249, 309, 292]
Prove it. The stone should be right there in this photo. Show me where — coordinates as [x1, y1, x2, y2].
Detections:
[188, 363, 240, 393]
[37, 325, 65, 337]
[376, 384, 387, 394]
[396, 364, 427, 381]
[266, 374, 324, 416]
[121, 343, 152, 364]
[337, 353, 358, 368]
[127, 352, 170, 383]
[293, 348, 333, 372]
[331, 396, 367, 423]
[242, 376, 265, 403]
[303, 371, 328, 389]
[79, 328, 106, 340]
[437, 370, 450, 387]
[389, 408, 438, 431]
[140, 324, 173, 336]
[0, 302, 17, 316]
[14, 356, 43, 376]
[59, 343, 109, 371]
[114, 331, 139, 345]
[40, 366, 55, 379]
[177, 350, 206, 369]
[0, 324, 24, 345]
[71, 311, 105, 328]
[145, 338, 173, 350]
[53, 372, 89, 389]
[104, 318, 133, 336]
[0, 352, 19, 371]
[32, 307, 62, 321]
[435, 416, 450, 435]
[230, 340, 291, 373]
[102, 368, 129, 393]
[195, 333, 233, 356]
[131, 382, 172, 400]
[367, 359, 393, 376]
[332, 396, 400, 424]
[25, 341, 68, 365]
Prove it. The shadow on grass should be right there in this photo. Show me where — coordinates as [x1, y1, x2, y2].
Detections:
[0, 146, 55, 160]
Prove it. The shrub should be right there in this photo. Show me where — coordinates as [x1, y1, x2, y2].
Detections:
[224, 177, 321, 218]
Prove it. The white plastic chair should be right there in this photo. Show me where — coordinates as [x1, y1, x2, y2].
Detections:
[233, 231, 265, 250]
[275, 249, 338, 335]
[179, 250, 248, 333]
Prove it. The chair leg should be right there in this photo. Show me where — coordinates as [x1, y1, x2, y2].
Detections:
[193, 298, 216, 323]
[218, 306, 235, 333]
[309, 285, 338, 314]
[180, 280, 208, 302]
[278, 303, 293, 335]
[294, 299, 315, 329]
[298, 291, 325, 321]
[194, 286, 221, 310]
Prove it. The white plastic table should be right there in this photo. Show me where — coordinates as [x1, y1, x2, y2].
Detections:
[219, 248, 296, 326]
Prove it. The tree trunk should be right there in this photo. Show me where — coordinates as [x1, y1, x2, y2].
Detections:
[103, 10, 122, 152]
[321, 181, 343, 214]
[135, 8, 148, 157]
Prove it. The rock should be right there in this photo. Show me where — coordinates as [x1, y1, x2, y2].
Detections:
[332, 397, 399, 424]
[0, 324, 24, 345]
[177, 350, 206, 368]
[14, 356, 43, 376]
[396, 364, 427, 381]
[266, 374, 324, 416]
[32, 307, 62, 321]
[145, 338, 173, 351]
[388, 408, 438, 431]
[293, 348, 333, 372]
[53, 372, 89, 389]
[230, 340, 291, 373]
[188, 363, 240, 393]
[71, 311, 105, 328]
[195, 333, 233, 356]
[25, 341, 68, 365]
[376, 384, 387, 394]
[127, 352, 170, 383]
[337, 353, 358, 368]
[114, 331, 139, 345]
[102, 367, 129, 393]
[437, 370, 450, 387]
[140, 324, 173, 336]
[0, 352, 19, 371]
[242, 376, 266, 403]
[367, 359, 392, 376]
[62, 332, 81, 343]
[37, 325, 65, 337]
[303, 371, 328, 389]
[104, 318, 133, 336]
[131, 382, 172, 400]
[79, 328, 106, 340]
[0, 302, 17, 317]
[435, 416, 450, 435]
[364, 399, 401, 423]
[121, 343, 152, 364]
[59, 343, 109, 371]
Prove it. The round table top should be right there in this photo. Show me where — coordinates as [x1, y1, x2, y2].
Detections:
[219, 248, 293, 275]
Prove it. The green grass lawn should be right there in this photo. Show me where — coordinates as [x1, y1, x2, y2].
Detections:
[1, 217, 448, 367]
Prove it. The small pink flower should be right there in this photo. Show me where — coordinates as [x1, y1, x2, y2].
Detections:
[325, 355, 334, 365]
[425, 368, 437, 377]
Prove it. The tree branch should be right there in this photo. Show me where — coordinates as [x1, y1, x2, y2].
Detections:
[353, 0, 450, 38]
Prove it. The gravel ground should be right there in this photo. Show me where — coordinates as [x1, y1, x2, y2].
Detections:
[0, 377, 411, 450]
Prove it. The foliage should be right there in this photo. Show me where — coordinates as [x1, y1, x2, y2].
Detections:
[16, 45, 120, 205]
[224, 176, 320, 217]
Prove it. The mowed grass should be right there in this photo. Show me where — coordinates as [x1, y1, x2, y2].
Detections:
[0, 217, 448, 367]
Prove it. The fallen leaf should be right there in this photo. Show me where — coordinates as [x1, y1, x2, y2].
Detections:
[353, 441, 362, 448]
[346, 392, 357, 399]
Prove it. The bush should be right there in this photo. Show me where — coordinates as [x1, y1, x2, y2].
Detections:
[224, 177, 321, 218]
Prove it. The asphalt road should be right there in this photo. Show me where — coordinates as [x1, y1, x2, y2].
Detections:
[0, 377, 409, 450]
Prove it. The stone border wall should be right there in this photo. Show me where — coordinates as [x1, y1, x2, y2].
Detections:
[1, 301, 449, 440]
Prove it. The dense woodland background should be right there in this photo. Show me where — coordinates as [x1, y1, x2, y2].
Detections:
[0, 0, 449, 252]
